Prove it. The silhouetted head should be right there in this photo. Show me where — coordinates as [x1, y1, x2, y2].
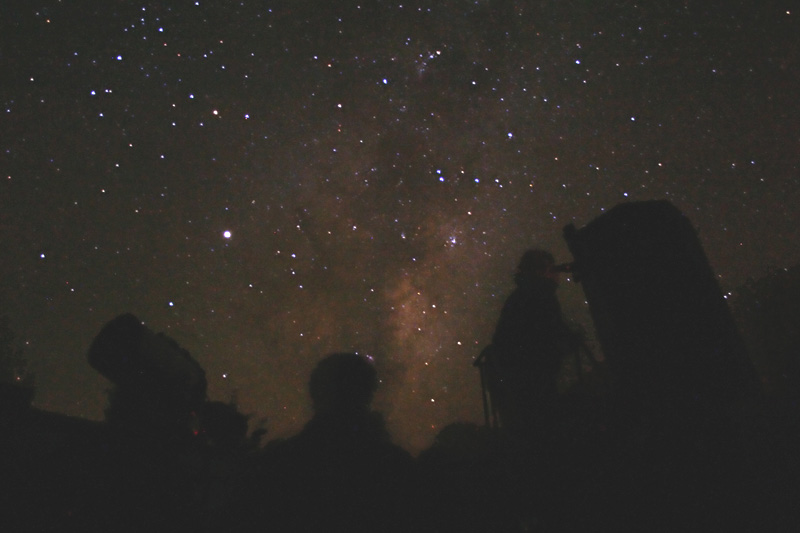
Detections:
[309, 352, 377, 415]
[515, 249, 557, 286]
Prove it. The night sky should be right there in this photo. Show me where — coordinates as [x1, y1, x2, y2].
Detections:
[2, 0, 798, 453]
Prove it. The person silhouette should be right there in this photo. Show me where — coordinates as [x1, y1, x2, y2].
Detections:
[257, 352, 412, 532]
[487, 250, 581, 440]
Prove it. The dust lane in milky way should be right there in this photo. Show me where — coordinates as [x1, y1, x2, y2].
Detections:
[1, 1, 798, 452]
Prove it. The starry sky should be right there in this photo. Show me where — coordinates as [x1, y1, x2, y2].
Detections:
[2, 0, 798, 453]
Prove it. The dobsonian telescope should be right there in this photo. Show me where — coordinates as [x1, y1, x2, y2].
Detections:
[563, 200, 758, 434]
[88, 313, 207, 415]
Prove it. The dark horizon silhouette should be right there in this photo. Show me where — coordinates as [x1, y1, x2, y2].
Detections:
[2, 200, 799, 530]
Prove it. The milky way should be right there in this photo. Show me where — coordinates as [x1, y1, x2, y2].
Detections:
[2, 1, 798, 452]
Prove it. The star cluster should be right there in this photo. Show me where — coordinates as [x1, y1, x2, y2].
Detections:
[2, 0, 798, 452]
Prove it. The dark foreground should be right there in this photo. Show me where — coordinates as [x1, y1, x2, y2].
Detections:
[2, 386, 798, 532]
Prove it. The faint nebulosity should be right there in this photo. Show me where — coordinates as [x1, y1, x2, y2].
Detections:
[1, 0, 798, 452]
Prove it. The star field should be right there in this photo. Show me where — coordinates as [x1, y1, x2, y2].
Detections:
[2, 0, 798, 453]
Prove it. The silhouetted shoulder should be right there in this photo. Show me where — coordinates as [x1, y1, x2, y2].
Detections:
[252, 353, 412, 532]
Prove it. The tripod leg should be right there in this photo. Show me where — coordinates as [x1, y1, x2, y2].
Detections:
[478, 364, 491, 428]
